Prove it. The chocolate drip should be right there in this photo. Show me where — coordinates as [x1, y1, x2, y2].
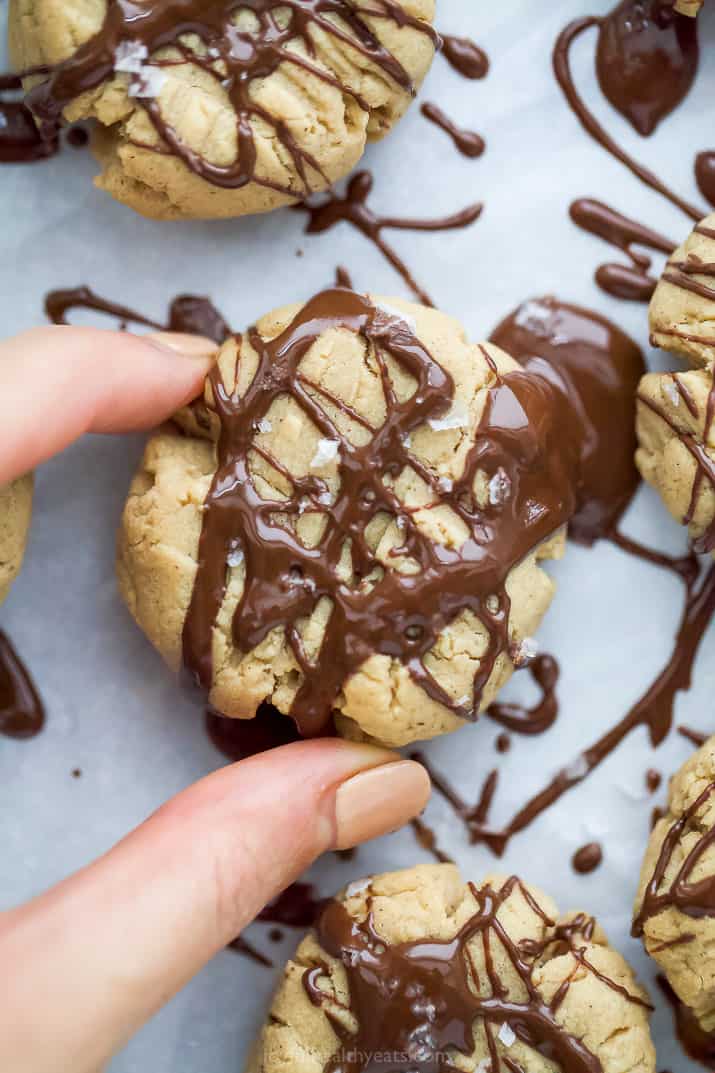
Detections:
[420, 102, 484, 159]
[409, 816, 453, 864]
[695, 152, 715, 208]
[297, 171, 482, 306]
[570, 198, 676, 302]
[572, 843, 603, 874]
[440, 35, 489, 80]
[638, 374, 715, 555]
[416, 566, 715, 857]
[553, 4, 704, 222]
[44, 285, 230, 344]
[662, 246, 715, 305]
[679, 725, 708, 747]
[607, 530, 699, 586]
[490, 296, 645, 545]
[487, 654, 559, 736]
[181, 288, 582, 736]
[227, 935, 273, 966]
[205, 703, 302, 760]
[258, 881, 326, 928]
[595, 0, 698, 136]
[0, 632, 45, 739]
[633, 780, 715, 933]
[657, 974, 715, 1068]
[495, 731, 511, 753]
[335, 266, 354, 289]
[24, 0, 435, 196]
[0, 74, 57, 163]
[646, 768, 662, 793]
[306, 877, 645, 1073]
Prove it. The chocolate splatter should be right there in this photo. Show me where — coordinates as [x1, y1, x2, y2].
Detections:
[297, 171, 482, 306]
[487, 654, 559, 737]
[420, 102, 484, 158]
[495, 731, 511, 754]
[306, 877, 646, 1073]
[679, 725, 708, 748]
[44, 285, 230, 344]
[0, 73, 57, 163]
[646, 768, 662, 793]
[416, 565, 715, 857]
[554, 1, 704, 222]
[572, 843, 604, 874]
[695, 152, 715, 209]
[570, 198, 676, 302]
[0, 632, 45, 740]
[440, 34, 489, 80]
[595, 0, 698, 136]
[24, 0, 436, 196]
[409, 815, 453, 864]
[182, 287, 582, 736]
[205, 704, 303, 761]
[491, 296, 646, 545]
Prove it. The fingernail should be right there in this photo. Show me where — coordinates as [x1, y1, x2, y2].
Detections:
[146, 331, 218, 360]
[334, 760, 431, 850]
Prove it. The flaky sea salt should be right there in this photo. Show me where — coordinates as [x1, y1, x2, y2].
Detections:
[664, 378, 681, 407]
[518, 636, 538, 663]
[227, 545, 244, 568]
[114, 40, 149, 74]
[128, 65, 167, 99]
[428, 400, 469, 432]
[256, 417, 273, 433]
[311, 438, 340, 468]
[564, 754, 590, 781]
[498, 1023, 516, 1048]
[488, 468, 511, 506]
[437, 477, 453, 495]
[374, 300, 417, 333]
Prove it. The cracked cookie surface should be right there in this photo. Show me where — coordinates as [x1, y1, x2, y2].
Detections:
[634, 735, 715, 1034]
[636, 213, 715, 555]
[9, 0, 436, 220]
[117, 293, 570, 748]
[249, 863, 655, 1073]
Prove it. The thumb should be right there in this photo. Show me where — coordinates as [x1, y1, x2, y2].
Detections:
[0, 740, 429, 1073]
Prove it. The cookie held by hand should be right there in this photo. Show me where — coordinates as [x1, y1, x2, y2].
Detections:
[117, 289, 579, 748]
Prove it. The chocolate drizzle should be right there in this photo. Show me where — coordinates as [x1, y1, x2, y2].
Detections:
[572, 843, 603, 874]
[181, 287, 582, 736]
[490, 296, 646, 545]
[637, 368, 715, 555]
[44, 284, 230, 344]
[420, 102, 484, 159]
[633, 780, 715, 934]
[570, 198, 676, 302]
[440, 35, 489, 80]
[0, 74, 57, 163]
[297, 171, 482, 306]
[554, 2, 704, 222]
[679, 725, 708, 748]
[415, 565, 715, 857]
[205, 703, 302, 760]
[0, 632, 45, 739]
[24, 0, 436, 196]
[695, 152, 715, 209]
[487, 654, 559, 737]
[594, 0, 698, 136]
[305, 877, 646, 1073]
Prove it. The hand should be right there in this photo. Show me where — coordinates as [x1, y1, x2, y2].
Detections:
[0, 325, 431, 1073]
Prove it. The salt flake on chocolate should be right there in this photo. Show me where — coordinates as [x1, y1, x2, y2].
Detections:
[488, 468, 511, 506]
[114, 40, 149, 74]
[311, 438, 340, 468]
[128, 65, 167, 99]
[498, 1023, 516, 1047]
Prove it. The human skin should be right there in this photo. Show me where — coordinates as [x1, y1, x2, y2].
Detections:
[0, 324, 430, 1073]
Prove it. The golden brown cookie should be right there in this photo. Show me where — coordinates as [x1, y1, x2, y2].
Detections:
[117, 291, 572, 748]
[249, 863, 655, 1073]
[0, 476, 33, 605]
[675, 0, 703, 15]
[636, 214, 715, 554]
[634, 736, 715, 1033]
[9, 0, 436, 220]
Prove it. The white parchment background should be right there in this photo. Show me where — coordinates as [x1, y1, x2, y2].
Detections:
[1, 1, 715, 1069]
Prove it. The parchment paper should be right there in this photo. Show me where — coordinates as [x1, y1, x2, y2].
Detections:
[1, 1, 714, 1069]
